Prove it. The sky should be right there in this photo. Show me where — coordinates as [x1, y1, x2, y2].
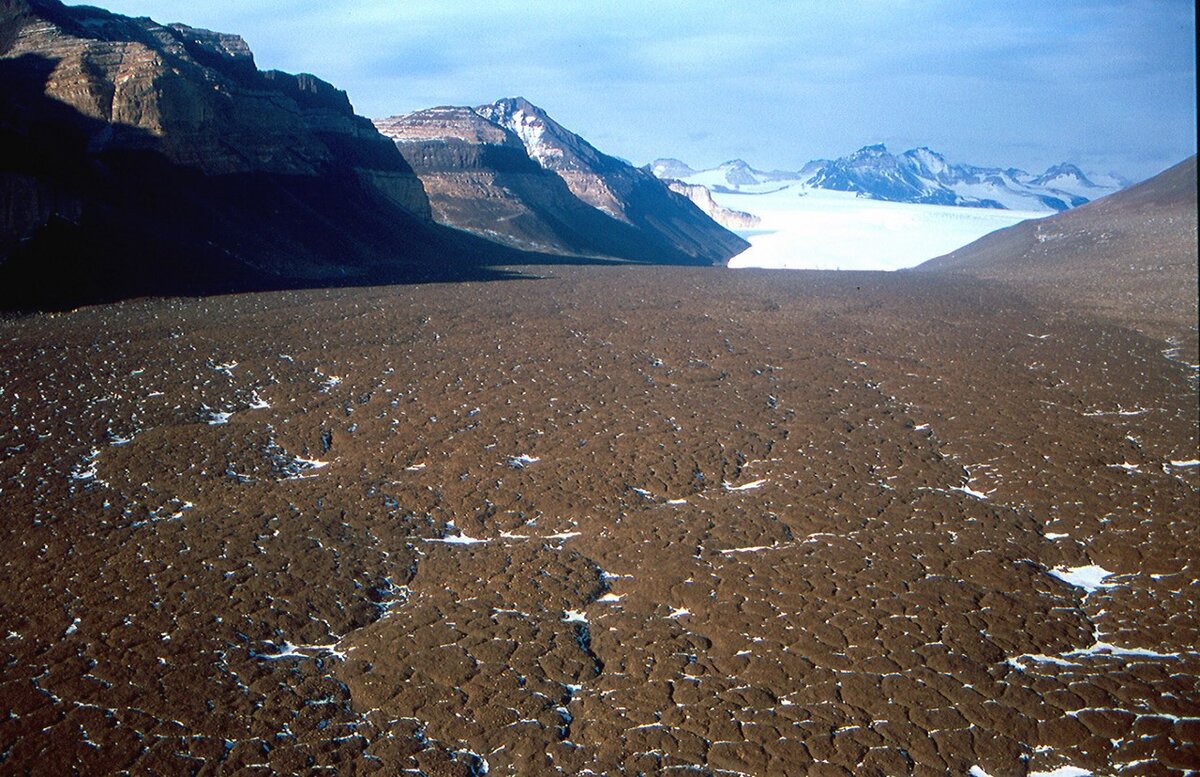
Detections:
[73, 0, 1196, 182]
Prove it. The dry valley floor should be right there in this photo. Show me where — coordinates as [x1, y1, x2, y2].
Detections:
[1, 266, 1197, 775]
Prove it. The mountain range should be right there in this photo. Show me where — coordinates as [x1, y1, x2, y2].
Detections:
[651, 145, 1127, 212]
[0, 0, 745, 309]
[0, 0, 1181, 324]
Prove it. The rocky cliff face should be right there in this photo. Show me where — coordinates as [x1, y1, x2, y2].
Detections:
[378, 98, 748, 266]
[2, 0, 428, 215]
[376, 106, 621, 256]
[663, 180, 760, 230]
[0, 0, 565, 308]
[1, 1, 750, 309]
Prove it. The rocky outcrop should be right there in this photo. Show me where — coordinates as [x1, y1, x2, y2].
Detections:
[377, 98, 748, 266]
[664, 180, 760, 230]
[1, 0, 427, 207]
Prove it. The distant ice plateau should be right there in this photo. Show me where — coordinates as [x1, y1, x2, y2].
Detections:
[651, 146, 1125, 272]
[718, 187, 1044, 271]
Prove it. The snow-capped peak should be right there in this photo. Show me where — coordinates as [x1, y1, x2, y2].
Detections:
[477, 96, 609, 173]
[850, 143, 890, 160]
[1032, 162, 1096, 188]
[902, 147, 950, 177]
[649, 158, 696, 179]
[650, 146, 1124, 213]
[477, 97, 563, 168]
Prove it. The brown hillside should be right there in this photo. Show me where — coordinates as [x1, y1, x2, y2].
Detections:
[919, 156, 1198, 354]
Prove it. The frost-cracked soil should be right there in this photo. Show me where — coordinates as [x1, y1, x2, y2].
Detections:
[1, 267, 1197, 775]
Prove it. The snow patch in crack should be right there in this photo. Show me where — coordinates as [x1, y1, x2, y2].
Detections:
[251, 641, 347, 662]
[426, 525, 489, 546]
[722, 479, 766, 491]
[1048, 565, 1116, 594]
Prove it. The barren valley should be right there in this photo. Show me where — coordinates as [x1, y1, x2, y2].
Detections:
[2, 2, 1197, 775]
[2, 267, 1196, 775]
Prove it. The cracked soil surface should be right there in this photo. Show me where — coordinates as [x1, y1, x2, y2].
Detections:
[1, 266, 1197, 775]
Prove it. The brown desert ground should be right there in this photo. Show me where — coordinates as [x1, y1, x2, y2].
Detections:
[1, 265, 1198, 775]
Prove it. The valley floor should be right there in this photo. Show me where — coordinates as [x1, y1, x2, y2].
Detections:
[1, 266, 1197, 775]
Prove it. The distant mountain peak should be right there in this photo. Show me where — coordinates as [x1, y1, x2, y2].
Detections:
[648, 158, 697, 179]
[476, 96, 608, 175]
[493, 95, 543, 114]
[378, 97, 748, 265]
[650, 145, 1123, 213]
[479, 96, 555, 127]
[851, 143, 890, 158]
[902, 147, 951, 176]
[905, 146, 947, 161]
[1045, 162, 1085, 176]
[1033, 162, 1096, 188]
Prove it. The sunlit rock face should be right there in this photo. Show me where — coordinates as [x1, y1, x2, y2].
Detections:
[377, 98, 749, 266]
[664, 179, 762, 230]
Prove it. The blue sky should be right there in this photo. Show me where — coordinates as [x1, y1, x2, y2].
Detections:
[76, 0, 1195, 180]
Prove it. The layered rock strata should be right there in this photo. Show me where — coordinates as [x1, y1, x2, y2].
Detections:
[376, 98, 749, 265]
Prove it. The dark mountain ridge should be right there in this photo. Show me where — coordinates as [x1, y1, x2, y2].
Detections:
[0, 0, 479, 308]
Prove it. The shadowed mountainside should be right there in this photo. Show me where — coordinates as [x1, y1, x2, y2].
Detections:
[918, 156, 1198, 352]
[0, 50, 525, 310]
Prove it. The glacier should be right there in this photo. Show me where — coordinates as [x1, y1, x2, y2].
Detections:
[716, 186, 1044, 271]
